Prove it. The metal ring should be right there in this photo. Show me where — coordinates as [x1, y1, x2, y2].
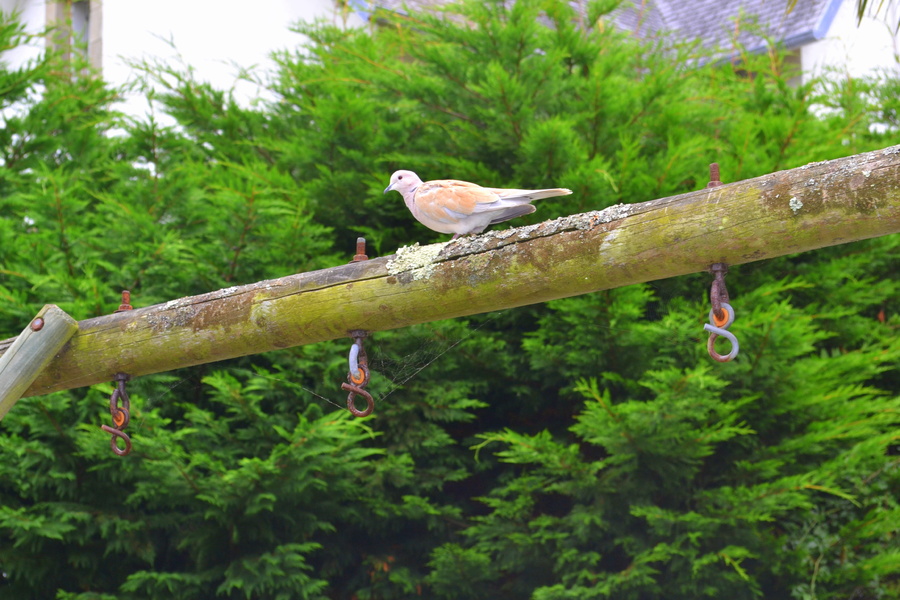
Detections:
[709, 302, 735, 329]
[348, 342, 360, 377]
[349, 364, 368, 385]
[348, 339, 369, 385]
[112, 407, 129, 429]
[109, 393, 130, 429]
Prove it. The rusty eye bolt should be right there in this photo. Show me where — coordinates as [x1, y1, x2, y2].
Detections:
[342, 332, 374, 417]
[100, 373, 133, 455]
[704, 263, 739, 362]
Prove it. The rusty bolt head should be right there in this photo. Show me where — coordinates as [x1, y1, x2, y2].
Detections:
[30, 317, 44, 331]
[116, 290, 133, 312]
[351, 237, 369, 262]
[707, 163, 724, 188]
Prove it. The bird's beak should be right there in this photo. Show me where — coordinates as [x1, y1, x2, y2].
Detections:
[383, 183, 394, 194]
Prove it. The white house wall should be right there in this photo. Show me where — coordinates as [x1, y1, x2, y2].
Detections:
[803, 0, 900, 79]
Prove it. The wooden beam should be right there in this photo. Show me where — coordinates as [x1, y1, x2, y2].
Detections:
[3, 144, 900, 398]
[0, 305, 78, 418]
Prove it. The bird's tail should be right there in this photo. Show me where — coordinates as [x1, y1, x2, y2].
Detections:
[491, 188, 573, 202]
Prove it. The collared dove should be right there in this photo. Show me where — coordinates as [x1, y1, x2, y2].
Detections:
[384, 170, 572, 239]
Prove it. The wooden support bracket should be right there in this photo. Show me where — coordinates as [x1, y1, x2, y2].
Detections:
[0, 305, 78, 419]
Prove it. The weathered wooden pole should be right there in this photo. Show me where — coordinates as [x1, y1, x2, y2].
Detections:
[2, 144, 899, 398]
[0, 305, 78, 418]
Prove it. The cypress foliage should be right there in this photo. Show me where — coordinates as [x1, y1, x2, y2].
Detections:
[0, 1, 898, 598]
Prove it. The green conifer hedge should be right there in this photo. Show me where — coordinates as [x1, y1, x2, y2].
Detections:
[1, 1, 898, 598]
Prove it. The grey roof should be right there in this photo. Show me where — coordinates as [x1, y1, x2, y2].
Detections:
[359, 0, 844, 53]
[608, 0, 843, 54]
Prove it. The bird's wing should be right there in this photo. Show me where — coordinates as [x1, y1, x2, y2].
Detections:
[414, 180, 502, 224]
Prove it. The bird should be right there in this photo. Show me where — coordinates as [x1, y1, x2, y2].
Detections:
[384, 170, 572, 239]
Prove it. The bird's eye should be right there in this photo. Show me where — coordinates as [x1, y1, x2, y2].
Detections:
[398, 175, 403, 180]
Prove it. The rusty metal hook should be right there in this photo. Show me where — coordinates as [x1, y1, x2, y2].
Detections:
[102, 373, 133, 455]
[101, 424, 133, 456]
[705, 264, 739, 362]
[341, 332, 374, 417]
[705, 303, 740, 362]
[342, 384, 374, 417]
